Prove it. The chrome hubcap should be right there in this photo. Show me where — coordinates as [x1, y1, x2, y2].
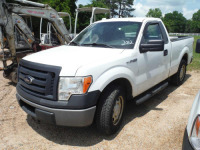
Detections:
[112, 96, 124, 125]
[180, 65, 186, 81]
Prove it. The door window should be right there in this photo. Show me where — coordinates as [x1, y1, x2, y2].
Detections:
[142, 24, 163, 44]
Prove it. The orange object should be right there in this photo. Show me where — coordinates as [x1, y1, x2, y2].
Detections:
[28, 39, 32, 43]
[196, 117, 200, 136]
[83, 76, 92, 93]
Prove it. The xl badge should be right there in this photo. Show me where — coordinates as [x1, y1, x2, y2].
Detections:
[24, 75, 34, 84]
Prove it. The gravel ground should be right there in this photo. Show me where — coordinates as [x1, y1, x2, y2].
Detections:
[0, 61, 199, 149]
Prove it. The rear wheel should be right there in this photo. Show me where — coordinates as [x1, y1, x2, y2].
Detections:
[96, 85, 126, 135]
[170, 59, 187, 86]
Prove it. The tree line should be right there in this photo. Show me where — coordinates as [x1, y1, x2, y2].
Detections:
[6, 0, 199, 34]
[80, 1, 200, 33]
[146, 8, 200, 33]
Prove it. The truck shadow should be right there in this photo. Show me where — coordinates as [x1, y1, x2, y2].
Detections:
[26, 74, 191, 147]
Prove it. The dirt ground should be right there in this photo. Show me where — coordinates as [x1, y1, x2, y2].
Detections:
[0, 61, 200, 149]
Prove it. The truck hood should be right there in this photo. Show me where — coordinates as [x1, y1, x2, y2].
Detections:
[23, 45, 123, 76]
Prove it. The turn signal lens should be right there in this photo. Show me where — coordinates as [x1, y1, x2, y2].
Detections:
[190, 116, 200, 149]
[83, 76, 92, 93]
[196, 117, 200, 136]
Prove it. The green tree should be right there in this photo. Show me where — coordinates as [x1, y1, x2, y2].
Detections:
[163, 11, 186, 33]
[185, 20, 200, 33]
[76, 0, 108, 32]
[146, 8, 162, 18]
[184, 10, 200, 33]
[97, 0, 135, 17]
[117, 0, 135, 17]
[192, 9, 200, 21]
[106, 0, 118, 17]
[192, 10, 200, 33]
[40, 0, 77, 27]
[47, 0, 77, 31]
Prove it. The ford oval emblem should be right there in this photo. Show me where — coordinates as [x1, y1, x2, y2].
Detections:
[24, 75, 34, 84]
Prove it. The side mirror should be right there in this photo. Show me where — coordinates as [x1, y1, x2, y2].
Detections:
[196, 39, 200, 53]
[140, 40, 164, 53]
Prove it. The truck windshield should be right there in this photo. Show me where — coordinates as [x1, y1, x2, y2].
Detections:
[71, 21, 142, 49]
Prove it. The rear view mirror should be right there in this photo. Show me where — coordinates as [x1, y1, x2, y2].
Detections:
[140, 40, 164, 53]
[196, 39, 200, 53]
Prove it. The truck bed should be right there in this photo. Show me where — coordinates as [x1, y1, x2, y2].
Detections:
[170, 36, 193, 42]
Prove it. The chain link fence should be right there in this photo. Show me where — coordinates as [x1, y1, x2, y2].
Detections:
[169, 33, 200, 36]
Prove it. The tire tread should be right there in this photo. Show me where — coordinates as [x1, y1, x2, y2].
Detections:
[96, 84, 125, 135]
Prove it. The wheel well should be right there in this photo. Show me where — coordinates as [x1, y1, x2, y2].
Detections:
[182, 53, 188, 64]
[102, 78, 133, 100]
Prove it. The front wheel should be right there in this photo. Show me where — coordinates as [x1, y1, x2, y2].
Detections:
[96, 85, 126, 135]
[170, 59, 187, 86]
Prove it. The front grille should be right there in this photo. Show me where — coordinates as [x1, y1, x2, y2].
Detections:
[18, 59, 61, 100]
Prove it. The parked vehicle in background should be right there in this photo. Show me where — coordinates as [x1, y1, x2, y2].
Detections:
[183, 91, 200, 150]
[182, 40, 200, 150]
[16, 17, 193, 135]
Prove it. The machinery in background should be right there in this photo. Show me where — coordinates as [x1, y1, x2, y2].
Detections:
[12, 13, 35, 50]
[40, 12, 72, 50]
[0, 1, 111, 83]
[0, 0, 72, 83]
[73, 7, 111, 37]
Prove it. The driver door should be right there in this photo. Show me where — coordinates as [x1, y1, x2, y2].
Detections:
[136, 22, 171, 95]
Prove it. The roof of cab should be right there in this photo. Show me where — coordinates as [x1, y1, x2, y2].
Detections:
[98, 17, 162, 23]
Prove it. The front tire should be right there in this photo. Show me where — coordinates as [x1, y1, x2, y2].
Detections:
[96, 85, 126, 135]
[170, 59, 187, 86]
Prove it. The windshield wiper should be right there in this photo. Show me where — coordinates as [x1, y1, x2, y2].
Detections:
[82, 43, 113, 48]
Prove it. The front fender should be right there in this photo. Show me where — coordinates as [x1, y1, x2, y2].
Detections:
[88, 66, 136, 97]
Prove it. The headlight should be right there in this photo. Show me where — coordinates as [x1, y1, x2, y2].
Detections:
[190, 115, 200, 149]
[58, 76, 92, 101]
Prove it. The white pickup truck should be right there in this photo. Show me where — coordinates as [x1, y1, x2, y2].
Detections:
[16, 17, 194, 135]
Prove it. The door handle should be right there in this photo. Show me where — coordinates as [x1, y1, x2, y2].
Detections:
[164, 49, 168, 56]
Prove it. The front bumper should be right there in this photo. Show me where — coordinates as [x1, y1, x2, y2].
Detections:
[16, 93, 96, 127]
[182, 128, 194, 150]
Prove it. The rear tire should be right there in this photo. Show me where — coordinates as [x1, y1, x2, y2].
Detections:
[96, 85, 126, 135]
[170, 59, 187, 86]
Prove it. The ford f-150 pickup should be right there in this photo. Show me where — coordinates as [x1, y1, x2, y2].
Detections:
[16, 17, 194, 135]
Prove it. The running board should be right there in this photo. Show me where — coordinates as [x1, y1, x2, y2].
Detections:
[136, 82, 169, 105]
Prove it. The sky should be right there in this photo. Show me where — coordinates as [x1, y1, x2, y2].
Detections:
[76, 0, 200, 19]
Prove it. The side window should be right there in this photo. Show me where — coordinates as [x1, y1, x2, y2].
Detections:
[142, 24, 163, 44]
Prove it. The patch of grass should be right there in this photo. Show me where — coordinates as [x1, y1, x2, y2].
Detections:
[188, 36, 200, 71]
